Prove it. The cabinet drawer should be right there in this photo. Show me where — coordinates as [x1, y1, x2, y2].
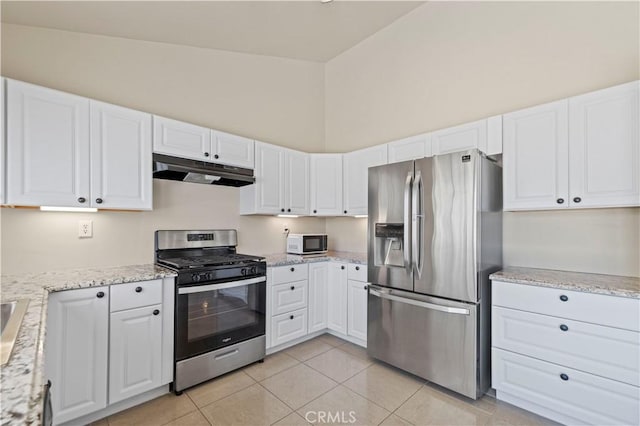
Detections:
[272, 280, 308, 316]
[271, 308, 308, 347]
[493, 306, 640, 386]
[492, 348, 640, 426]
[111, 279, 163, 312]
[271, 264, 309, 284]
[347, 264, 367, 282]
[492, 281, 640, 332]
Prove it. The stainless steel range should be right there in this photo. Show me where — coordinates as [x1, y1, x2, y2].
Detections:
[155, 230, 266, 394]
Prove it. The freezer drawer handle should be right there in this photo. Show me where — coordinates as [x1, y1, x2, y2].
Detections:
[369, 288, 470, 315]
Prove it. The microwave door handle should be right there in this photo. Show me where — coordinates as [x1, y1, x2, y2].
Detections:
[178, 276, 266, 294]
[403, 172, 412, 269]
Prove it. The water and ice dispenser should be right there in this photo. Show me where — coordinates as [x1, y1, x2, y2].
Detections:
[374, 223, 406, 267]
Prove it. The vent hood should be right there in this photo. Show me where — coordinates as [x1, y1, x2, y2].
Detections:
[153, 153, 255, 187]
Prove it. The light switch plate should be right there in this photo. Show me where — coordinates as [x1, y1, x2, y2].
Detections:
[78, 220, 93, 238]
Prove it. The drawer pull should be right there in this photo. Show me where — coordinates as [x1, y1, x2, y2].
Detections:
[364, 285, 368, 290]
[290, 286, 295, 291]
[135, 286, 142, 293]
[559, 324, 569, 332]
[559, 295, 569, 302]
[289, 315, 294, 320]
[560, 373, 569, 381]
[290, 267, 295, 272]
[153, 309, 160, 316]
[96, 291, 105, 298]
[341, 266, 345, 270]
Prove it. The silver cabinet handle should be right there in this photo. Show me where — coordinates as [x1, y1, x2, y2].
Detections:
[370, 288, 469, 315]
[403, 172, 412, 269]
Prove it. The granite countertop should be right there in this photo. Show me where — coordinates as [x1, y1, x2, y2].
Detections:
[263, 251, 367, 267]
[0, 264, 177, 426]
[490, 267, 640, 299]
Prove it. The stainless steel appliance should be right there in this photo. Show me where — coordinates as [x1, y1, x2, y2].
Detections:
[286, 234, 328, 255]
[367, 149, 502, 399]
[155, 230, 266, 393]
[153, 153, 255, 187]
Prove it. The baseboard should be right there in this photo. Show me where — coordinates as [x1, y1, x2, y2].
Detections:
[325, 330, 366, 348]
[266, 329, 367, 356]
[496, 390, 569, 425]
[59, 385, 170, 426]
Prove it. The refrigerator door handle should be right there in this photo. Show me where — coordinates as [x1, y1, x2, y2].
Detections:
[412, 171, 424, 278]
[369, 288, 470, 315]
[403, 172, 413, 269]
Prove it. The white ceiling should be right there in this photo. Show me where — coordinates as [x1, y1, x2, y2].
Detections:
[0, 1, 424, 62]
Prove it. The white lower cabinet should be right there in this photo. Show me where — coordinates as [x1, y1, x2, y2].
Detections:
[347, 279, 368, 341]
[45, 279, 174, 424]
[109, 304, 163, 404]
[492, 280, 640, 425]
[308, 263, 328, 333]
[45, 286, 109, 425]
[271, 280, 307, 316]
[271, 308, 308, 347]
[327, 263, 348, 335]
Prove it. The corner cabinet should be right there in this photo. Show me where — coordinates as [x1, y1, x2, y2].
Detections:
[343, 145, 388, 216]
[504, 80, 639, 211]
[387, 133, 432, 164]
[45, 286, 110, 424]
[310, 154, 343, 216]
[6, 79, 153, 210]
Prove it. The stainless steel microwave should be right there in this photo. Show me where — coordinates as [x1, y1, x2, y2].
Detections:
[287, 234, 328, 254]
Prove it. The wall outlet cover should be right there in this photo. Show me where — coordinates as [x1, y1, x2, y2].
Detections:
[79, 220, 93, 238]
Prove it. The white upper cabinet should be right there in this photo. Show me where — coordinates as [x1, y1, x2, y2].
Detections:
[7, 80, 91, 207]
[283, 148, 310, 215]
[387, 133, 432, 164]
[0, 78, 5, 205]
[568, 81, 639, 208]
[153, 116, 211, 161]
[343, 145, 388, 216]
[432, 116, 502, 156]
[240, 141, 283, 214]
[310, 154, 343, 216]
[90, 101, 153, 210]
[503, 99, 569, 211]
[211, 130, 254, 169]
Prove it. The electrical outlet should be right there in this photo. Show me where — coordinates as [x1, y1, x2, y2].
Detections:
[78, 220, 93, 238]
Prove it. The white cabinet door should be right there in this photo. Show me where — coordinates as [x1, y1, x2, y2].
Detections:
[153, 116, 211, 161]
[45, 286, 109, 424]
[347, 280, 368, 341]
[387, 133, 432, 164]
[283, 149, 310, 215]
[271, 308, 308, 347]
[503, 100, 569, 210]
[7, 79, 90, 207]
[343, 145, 388, 215]
[310, 154, 343, 216]
[432, 119, 487, 155]
[327, 263, 348, 334]
[211, 130, 254, 169]
[253, 142, 284, 214]
[90, 101, 152, 210]
[1, 78, 5, 205]
[308, 263, 328, 334]
[569, 80, 640, 208]
[109, 304, 163, 404]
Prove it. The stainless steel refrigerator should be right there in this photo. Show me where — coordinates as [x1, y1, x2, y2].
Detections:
[367, 149, 502, 399]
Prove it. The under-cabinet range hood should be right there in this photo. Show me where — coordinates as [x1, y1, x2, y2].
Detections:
[153, 153, 255, 187]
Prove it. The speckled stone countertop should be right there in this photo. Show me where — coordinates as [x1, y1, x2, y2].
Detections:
[0, 264, 176, 425]
[490, 267, 640, 299]
[264, 251, 367, 267]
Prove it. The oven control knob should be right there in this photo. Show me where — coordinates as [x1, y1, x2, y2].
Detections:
[251, 266, 257, 275]
[191, 274, 200, 282]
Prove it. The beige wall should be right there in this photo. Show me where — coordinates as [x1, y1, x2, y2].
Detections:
[325, 1, 640, 277]
[0, 23, 326, 274]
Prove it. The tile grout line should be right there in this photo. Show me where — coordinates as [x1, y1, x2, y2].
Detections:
[387, 383, 424, 425]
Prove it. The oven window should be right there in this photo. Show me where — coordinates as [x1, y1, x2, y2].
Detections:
[304, 237, 321, 251]
[187, 286, 259, 342]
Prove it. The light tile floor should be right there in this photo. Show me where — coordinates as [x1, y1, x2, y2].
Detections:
[92, 335, 558, 426]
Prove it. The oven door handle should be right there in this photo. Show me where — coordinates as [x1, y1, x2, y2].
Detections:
[178, 276, 266, 294]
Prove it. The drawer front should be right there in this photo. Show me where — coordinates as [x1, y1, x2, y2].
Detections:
[272, 280, 308, 316]
[111, 279, 163, 312]
[271, 264, 309, 285]
[492, 348, 640, 426]
[492, 281, 640, 332]
[493, 306, 640, 386]
[271, 308, 308, 347]
[347, 263, 367, 282]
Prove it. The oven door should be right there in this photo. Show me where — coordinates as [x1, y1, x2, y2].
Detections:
[303, 235, 327, 253]
[176, 276, 266, 361]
